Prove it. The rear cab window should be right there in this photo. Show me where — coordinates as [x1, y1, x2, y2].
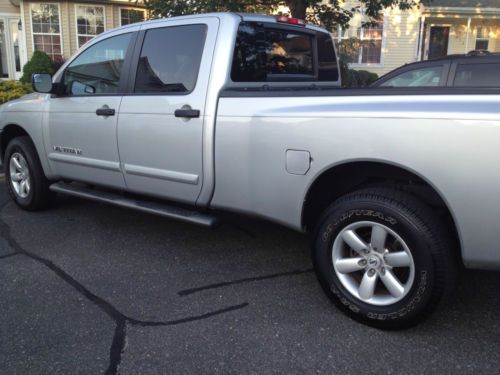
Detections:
[231, 22, 339, 84]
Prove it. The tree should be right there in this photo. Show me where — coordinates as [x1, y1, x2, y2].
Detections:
[144, 0, 421, 30]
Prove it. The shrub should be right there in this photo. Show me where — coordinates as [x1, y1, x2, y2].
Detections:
[338, 59, 379, 88]
[0, 80, 32, 104]
[356, 70, 379, 87]
[20, 50, 55, 84]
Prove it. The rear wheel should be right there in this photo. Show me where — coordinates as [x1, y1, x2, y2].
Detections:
[313, 187, 455, 329]
[5, 136, 54, 210]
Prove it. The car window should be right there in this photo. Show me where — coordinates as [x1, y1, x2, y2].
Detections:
[317, 32, 339, 81]
[231, 22, 338, 82]
[63, 33, 132, 96]
[134, 24, 207, 94]
[380, 65, 443, 87]
[453, 63, 500, 87]
[231, 23, 313, 82]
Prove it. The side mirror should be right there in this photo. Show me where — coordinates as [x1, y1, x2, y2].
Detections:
[32, 73, 53, 93]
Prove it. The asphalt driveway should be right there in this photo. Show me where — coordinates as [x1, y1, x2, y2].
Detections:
[0, 175, 499, 374]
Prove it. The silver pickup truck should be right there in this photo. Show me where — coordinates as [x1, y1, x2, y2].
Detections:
[1, 13, 499, 329]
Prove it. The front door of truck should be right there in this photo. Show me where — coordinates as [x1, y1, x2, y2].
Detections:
[117, 18, 219, 204]
[46, 32, 136, 188]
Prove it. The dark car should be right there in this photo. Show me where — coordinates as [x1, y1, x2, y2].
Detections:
[371, 51, 500, 88]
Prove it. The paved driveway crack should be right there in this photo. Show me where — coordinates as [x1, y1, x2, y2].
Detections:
[0, 252, 18, 260]
[0, 202, 249, 375]
[178, 268, 314, 296]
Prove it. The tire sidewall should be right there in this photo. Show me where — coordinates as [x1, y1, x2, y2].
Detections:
[314, 199, 437, 327]
[5, 140, 36, 208]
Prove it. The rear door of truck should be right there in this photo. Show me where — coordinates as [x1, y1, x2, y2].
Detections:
[117, 17, 219, 204]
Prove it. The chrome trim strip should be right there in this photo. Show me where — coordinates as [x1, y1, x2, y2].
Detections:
[124, 164, 199, 185]
[48, 153, 121, 172]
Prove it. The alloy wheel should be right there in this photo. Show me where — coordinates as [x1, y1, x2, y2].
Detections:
[332, 221, 415, 306]
[9, 152, 31, 199]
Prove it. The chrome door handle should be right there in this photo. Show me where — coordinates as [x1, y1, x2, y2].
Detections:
[174, 109, 200, 118]
[96, 106, 115, 117]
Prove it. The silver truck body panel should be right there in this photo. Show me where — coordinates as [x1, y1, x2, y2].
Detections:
[0, 93, 53, 177]
[212, 94, 500, 269]
[46, 95, 126, 188]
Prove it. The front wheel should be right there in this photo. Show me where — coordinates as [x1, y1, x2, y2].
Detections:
[313, 188, 455, 329]
[5, 136, 54, 211]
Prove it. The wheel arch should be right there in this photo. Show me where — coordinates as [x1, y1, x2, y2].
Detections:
[0, 124, 31, 164]
[0, 123, 53, 180]
[301, 159, 463, 260]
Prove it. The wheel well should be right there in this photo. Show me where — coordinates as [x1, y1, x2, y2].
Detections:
[1, 124, 30, 162]
[302, 161, 461, 253]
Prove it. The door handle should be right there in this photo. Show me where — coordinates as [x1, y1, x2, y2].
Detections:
[96, 106, 115, 117]
[174, 108, 200, 118]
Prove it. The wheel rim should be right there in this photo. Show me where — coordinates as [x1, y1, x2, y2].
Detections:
[332, 221, 415, 306]
[9, 152, 31, 199]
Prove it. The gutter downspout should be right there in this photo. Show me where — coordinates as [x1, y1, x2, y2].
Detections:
[464, 17, 472, 54]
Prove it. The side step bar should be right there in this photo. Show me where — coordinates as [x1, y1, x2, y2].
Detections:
[49, 182, 219, 227]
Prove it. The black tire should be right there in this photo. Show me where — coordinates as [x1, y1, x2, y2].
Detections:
[4, 136, 54, 211]
[313, 187, 456, 329]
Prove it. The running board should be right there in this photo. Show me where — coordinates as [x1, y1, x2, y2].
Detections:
[49, 182, 219, 227]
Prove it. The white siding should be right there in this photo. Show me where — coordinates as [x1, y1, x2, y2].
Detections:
[21, 0, 146, 60]
[0, 0, 19, 14]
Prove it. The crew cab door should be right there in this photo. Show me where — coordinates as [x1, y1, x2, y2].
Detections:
[46, 31, 136, 188]
[117, 17, 219, 204]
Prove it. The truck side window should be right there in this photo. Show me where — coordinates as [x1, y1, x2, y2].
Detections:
[134, 24, 207, 93]
[231, 22, 338, 82]
[63, 33, 132, 96]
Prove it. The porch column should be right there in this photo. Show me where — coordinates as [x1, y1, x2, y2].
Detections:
[416, 16, 426, 61]
[464, 17, 472, 54]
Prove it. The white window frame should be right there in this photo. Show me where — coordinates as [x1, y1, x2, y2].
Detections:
[29, 2, 63, 61]
[332, 14, 387, 68]
[119, 7, 146, 27]
[474, 26, 490, 50]
[74, 4, 106, 49]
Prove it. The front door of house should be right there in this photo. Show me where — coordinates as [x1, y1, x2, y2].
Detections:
[428, 26, 450, 60]
[0, 18, 25, 80]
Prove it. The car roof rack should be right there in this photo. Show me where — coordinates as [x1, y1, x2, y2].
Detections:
[466, 50, 492, 56]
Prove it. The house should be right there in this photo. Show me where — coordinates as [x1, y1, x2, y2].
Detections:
[333, 0, 500, 76]
[0, 0, 498, 80]
[0, 0, 146, 79]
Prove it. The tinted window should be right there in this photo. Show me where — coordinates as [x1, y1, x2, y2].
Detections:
[380, 65, 443, 87]
[265, 29, 313, 76]
[134, 25, 207, 93]
[64, 33, 131, 95]
[231, 22, 338, 82]
[317, 32, 339, 81]
[453, 63, 500, 87]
